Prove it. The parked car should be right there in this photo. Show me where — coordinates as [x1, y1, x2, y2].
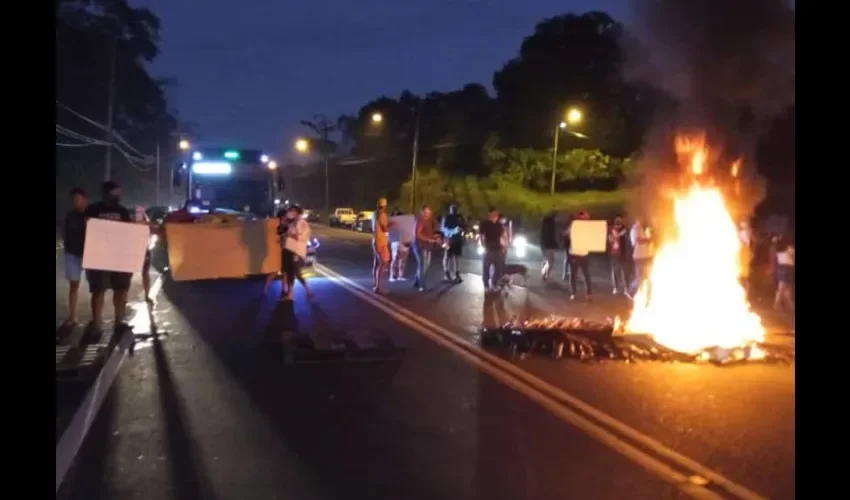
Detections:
[353, 211, 375, 232]
[303, 209, 321, 222]
[329, 207, 357, 227]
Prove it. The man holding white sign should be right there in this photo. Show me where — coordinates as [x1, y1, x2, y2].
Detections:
[82, 181, 136, 334]
[564, 211, 607, 302]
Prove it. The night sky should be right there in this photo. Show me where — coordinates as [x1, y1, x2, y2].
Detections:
[135, 0, 630, 161]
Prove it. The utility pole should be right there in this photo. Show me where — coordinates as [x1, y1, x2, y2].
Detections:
[104, 38, 117, 181]
[323, 155, 330, 214]
[410, 112, 420, 213]
[155, 142, 161, 205]
[550, 124, 561, 195]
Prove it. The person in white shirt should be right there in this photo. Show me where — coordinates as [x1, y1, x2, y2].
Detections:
[281, 205, 313, 301]
[773, 235, 794, 313]
[629, 217, 654, 298]
[389, 208, 412, 281]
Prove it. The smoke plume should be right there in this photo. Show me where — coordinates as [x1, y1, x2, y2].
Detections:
[624, 0, 795, 216]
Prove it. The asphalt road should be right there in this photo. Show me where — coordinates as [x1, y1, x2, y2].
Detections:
[57, 225, 795, 500]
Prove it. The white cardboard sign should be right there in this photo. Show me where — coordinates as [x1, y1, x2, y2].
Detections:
[82, 219, 150, 273]
[570, 220, 608, 255]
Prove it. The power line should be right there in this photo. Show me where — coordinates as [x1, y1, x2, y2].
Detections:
[56, 101, 153, 160]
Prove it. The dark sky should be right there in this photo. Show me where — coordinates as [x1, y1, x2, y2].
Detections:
[135, 0, 629, 161]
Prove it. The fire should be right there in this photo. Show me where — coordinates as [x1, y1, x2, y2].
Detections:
[626, 137, 764, 355]
[730, 159, 741, 178]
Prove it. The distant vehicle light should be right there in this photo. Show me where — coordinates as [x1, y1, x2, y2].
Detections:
[261, 154, 269, 163]
[274, 198, 281, 205]
[192, 161, 232, 175]
[224, 150, 240, 160]
[188, 206, 202, 214]
[477, 244, 485, 256]
[192, 151, 203, 161]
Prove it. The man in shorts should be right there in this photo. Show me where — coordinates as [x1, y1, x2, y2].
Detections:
[61, 188, 88, 326]
[84, 181, 133, 334]
[389, 208, 411, 281]
[371, 197, 391, 293]
[441, 203, 465, 283]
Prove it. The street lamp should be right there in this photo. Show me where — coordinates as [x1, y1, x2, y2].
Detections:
[551, 107, 584, 195]
[294, 138, 309, 153]
[178, 139, 190, 151]
[369, 104, 422, 212]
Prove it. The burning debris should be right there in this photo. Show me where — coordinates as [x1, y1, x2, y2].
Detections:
[478, 315, 792, 365]
[478, 135, 795, 366]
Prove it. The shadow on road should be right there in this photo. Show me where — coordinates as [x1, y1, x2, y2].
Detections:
[151, 334, 221, 500]
[160, 277, 430, 499]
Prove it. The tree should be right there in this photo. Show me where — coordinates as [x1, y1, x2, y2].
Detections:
[492, 12, 653, 157]
[56, 0, 178, 208]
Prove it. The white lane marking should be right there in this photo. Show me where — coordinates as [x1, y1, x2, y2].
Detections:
[55, 274, 164, 493]
[314, 263, 767, 500]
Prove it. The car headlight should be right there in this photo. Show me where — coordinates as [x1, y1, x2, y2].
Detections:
[513, 235, 527, 250]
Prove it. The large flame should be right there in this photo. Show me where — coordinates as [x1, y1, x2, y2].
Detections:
[626, 137, 764, 354]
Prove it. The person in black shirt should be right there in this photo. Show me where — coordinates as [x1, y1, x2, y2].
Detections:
[441, 203, 465, 283]
[479, 208, 505, 292]
[61, 188, 89, 326]
[85, 181, 133, 333]
[540, 211, 558, 281]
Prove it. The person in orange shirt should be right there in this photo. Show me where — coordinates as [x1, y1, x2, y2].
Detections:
[372, 198, 391, 293]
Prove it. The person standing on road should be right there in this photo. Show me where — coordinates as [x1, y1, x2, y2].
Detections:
[479, 208, 506, 292]
[61, 188, 88, 327]
[372, 198, 391, 294]
[281, 205, 314, 301]
[389, 208, 411, 282]
[441, 203, 465, 283]
[564, 211, 593, 301]
[630, 216, 655, 298]
[738, 220, 753, 296]
[163, 199, 198, 224]
[773, 234, 794, 313]
[608, 216, 631, 295]
[540, 211, 558, 281]
[84, 181, 133, 335]
[412, 205, 440, 291]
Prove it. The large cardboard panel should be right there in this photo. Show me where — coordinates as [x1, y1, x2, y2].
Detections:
[165, 219, 281, 281]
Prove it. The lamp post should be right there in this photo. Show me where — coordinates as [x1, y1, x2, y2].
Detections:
[550, 108, 583, 195]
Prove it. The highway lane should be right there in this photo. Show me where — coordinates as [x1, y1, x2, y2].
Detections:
[311, 224, 795, 499]
[56, 227, 793, 500]
[58, 272, 692, 500]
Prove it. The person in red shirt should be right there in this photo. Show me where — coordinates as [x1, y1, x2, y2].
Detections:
[163, 200, 199, 224]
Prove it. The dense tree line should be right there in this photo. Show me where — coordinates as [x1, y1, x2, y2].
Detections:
[294, 11, 793, 212]
[56, 0, 179, 217]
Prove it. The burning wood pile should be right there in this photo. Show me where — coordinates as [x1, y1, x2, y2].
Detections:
[478, 314, 793, 365]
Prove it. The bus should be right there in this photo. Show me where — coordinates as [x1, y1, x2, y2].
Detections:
[173, 147, 285, 217]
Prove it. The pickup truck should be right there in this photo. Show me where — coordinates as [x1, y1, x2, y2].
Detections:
[329, 207, 357, 227]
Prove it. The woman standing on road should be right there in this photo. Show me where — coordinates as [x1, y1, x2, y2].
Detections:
[281, 205, 314, 301]
[372, 198, 391, 293]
